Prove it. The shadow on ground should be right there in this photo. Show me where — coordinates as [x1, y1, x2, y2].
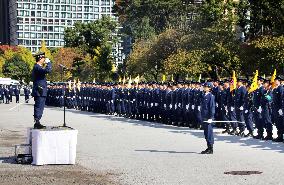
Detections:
[46, 106, 284, 154]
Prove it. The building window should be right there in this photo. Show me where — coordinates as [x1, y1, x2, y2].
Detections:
[77, 13, 82, 18]
[31, 11, 35, 17]
[37, 11, 41, 17]
[37, 33, 42, 38]
[49, 5, 53, 10]
[42, 26, 47, 31]
[72, 0, 76, 3]
[31, 26, 35, 31]
[37, 4, 41, 9]
[24, 33, 29, 38]
[18, 33, 23, 38]
[55, 12, 59, 18]
[48, 26, 53, 31]
[18, 25, 23, 30]
[49, 12, 53, 17]
[94, 7, 99, 12]
[55, 5, 60, 10]
[24, 25, 29, 31]
[37, 26, 41, 31]
[24, 4, 30, 9]
[18, 39, 24, 45]
[31, 33, 36, 38]
[31, 4, 36, 9]
[78, 6, 82, 11]
[43, 4, 48, 10]
[17, 3, 23, 8]
[43, 12, 47, 17]
[94, 0, 99, 5]
[55, 34, 59, 39]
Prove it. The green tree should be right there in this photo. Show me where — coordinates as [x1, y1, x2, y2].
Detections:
[2, 54, 31, 83]
[64, 16, 117, 57]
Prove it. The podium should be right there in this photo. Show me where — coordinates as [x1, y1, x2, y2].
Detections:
[28, 127, 78, 166]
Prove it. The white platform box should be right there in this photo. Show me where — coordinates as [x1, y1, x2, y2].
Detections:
[28, 127, 78, 166]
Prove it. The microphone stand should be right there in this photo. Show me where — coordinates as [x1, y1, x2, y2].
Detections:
[60, 66, 67, 128]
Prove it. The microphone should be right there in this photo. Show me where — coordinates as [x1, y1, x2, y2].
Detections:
[59, 64, 69, 70]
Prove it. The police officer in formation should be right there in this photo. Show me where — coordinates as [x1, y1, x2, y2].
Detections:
[46, 75, 284, 146]
[24, 86, 31, 103]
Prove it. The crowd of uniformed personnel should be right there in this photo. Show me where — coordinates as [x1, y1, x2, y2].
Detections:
[0, 85, 30, 104]
[46, 76, 284, 142]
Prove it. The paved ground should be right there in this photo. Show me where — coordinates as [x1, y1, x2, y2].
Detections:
[1, 97, 284, 185]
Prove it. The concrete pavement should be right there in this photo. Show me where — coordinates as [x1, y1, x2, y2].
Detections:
[0, 97, 284, 185]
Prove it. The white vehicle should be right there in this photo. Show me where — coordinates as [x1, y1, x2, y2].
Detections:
[0, 78, 20, 85]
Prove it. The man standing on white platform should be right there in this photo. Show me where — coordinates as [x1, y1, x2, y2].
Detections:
[31, 52, 52, 129]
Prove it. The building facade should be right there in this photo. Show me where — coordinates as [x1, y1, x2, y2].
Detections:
[8, 0, 124, 64]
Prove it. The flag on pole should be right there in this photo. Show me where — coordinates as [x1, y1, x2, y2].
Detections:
[271, 69, 277, 88]
[171, 74, 174, 82]
[68, 80, 72, 90]
[134, 75, 140, 84]
[118, 76, 122, 83]
[248, 70, 258, 93]
[122, 75, 126, 85]
[93, 78, 96, 83]
[230, 71, 237, 92]
[198, 74, 202, 83]
[162, 74, 166, 82]
[128, 76, 132, 88]
[77, 79, 81, 91]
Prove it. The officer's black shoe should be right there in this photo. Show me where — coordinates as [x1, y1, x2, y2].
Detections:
[253, 135, 264, 140]
[34, 123, 46, 129]
[238, 131, 245, 137]
[272, 137, 283, 142]
[244, 132, 253, 137]
[264, 135, 273, 141]
[201, 147, 213, 154]
[222, 129, 230, 134]
[229, 130, 237, 135]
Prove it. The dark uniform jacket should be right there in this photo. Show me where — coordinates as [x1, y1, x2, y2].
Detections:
[31, 62, 52, 97]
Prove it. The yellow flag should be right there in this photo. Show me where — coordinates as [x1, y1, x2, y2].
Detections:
[248, 70, 259, 93]
[230, 71, 237, 92]
[271, 69, 277, 88]
[128, 76, 132, 88]
[122, 75, 126, 85]
[171, 74, 174, 82]
[162, 75, 166, 82]
[198, 74, 202, 83]
[118, 76, 122, 83]
[77, 79, 81, 91]
[134, 75, 140, 84]
[68, 80, 72, 90]
[93, 78, 96, 83]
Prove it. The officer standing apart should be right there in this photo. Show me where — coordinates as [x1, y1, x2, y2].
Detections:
[31, 52, 52, 129]
[201, 82, 216, 154]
